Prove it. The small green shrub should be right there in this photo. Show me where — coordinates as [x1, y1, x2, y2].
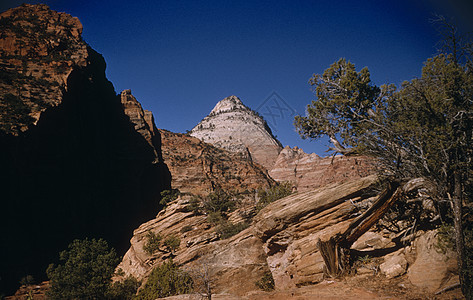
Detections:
[180, 225, 193, 233]
[436, 223, 455, 254]
[185, 196, 202, 214]
[163, 235, 180, 253]
[356, 254, 372, 265]
[255, 271, 275, 291]
[143, 231, 162, 255]
[207, 211, 225, 225]
[19, 275, 35, 286]
[135, 260, 193, 299]
[106, 275, 140, 299]
[217, 221, 250, 239]
[202, 189, 236, 214]
[257, 182, 293, 211]
[160, 189, 180, 207]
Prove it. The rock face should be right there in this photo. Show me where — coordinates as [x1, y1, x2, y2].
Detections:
[118, 176, 379, 295]
[0, 5, 170, 294]
[189, 95, 283, 170]
[118, 173, 460, 298]
[117, 196, 270, 297]
[121, 89, 163, 159]
[253, 175, 379, 289]
[160, 129, 274, 196]
[269, 146, 375, 192]
[0, 4, 88, 134]
[407, 230, 458, 292]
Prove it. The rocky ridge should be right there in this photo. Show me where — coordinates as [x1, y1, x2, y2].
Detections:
[121, 89, 163, 159]
[0, 4, 89, 133]
[160, 129, 274, 196]
[269, 146, 375, 192]
[189, 95, 283, 170]
[118, 175, 460, 298]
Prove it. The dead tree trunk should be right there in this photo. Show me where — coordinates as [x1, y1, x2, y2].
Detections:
[452, 171, 467, 296]
[317, 178, 425, 278]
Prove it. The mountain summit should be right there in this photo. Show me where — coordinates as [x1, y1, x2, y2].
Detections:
[189, 95, 282, 170]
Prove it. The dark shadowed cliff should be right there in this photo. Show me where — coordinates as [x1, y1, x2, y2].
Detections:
[0, 4, 170, 294]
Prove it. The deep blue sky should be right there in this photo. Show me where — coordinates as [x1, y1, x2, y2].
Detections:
[2, 1, 472, 155]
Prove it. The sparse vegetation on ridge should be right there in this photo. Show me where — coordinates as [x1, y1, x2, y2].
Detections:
[256, 181, 293, 211]
[134, 260, 193, 300]
[143, 231, 162, 255]
[159, 189, 180, 207]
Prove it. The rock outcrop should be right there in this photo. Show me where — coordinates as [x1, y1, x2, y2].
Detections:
[253, 175, 379, 289]
[189, 96, 283, 170]
[117, 195, 270, 297]
[160, 129, 274, 196]
[0, 4, 88, 134]
[121, 89, 163, 159]
[118, 176, 378, 294]
[118, 175, 460, 298]
[0, 5, 170, 294]
[269, 146, 375, 192]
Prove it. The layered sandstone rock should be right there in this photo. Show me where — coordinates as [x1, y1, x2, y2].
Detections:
[121, 89, 162, 158]
[189, 96, 283, 170]
[253, 175, 379, 289]
[269, 146, 375, 192]
[118, 176, 378, 294]
[118, 174, 460, 298]
[117, 196, 269, 296]
[407, 230, 458, 292]
[160, 129, 274, 196]
[0, 4, 89, 134]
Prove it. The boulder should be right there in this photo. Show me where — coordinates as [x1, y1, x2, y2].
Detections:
[379, 250, 407, 278]
[407, 230, 458, 292]
[352, 231, 395, 251]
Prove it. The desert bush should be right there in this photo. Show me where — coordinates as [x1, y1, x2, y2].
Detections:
[207, 211, 225, 225]
[143, 231, 162, 255]
[19, 275, 35, 286]
[257, 182, 293, 210]
[255, 271, 275, 291]
[160, 189, 180, 207]
[106, 275, 140, 299]
[46, 238, 119, 299]
[216, 221, 250, 239]
[163, 235, 181, 253]
[134, 260, 193, 299]
[184, 196, 202, 214]
[436, 223, 456, 254]
[202, 189, 236, 214]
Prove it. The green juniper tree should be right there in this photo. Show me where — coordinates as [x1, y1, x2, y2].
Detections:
[295, 20, 473, 297]
[46, 238, 120, 299]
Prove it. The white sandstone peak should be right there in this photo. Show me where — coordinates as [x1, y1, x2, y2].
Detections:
[190, 95, 282, 170]
[210, 95, 247, 115]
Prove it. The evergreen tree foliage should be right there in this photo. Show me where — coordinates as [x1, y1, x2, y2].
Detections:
[0, 93, 35, 133]
[257, 181, 293, 210]
[46, 238, 120, 299]
[295, 20, 473, 296]
[134, 260, 193, 299]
